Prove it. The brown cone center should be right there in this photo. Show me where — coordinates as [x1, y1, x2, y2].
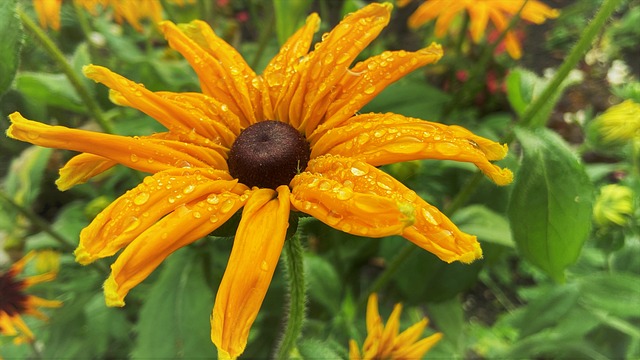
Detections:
[227, 121, 311, 189]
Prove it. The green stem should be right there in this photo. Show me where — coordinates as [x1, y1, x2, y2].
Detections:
[275, 233, 306, 360]
[519, 0, 623, 128]
[18, 8, 114, 134]
[0, 190, 75, 253]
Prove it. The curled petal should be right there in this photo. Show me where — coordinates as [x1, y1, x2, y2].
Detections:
[76, 168, 243, 265]
[265, 13, 320, 122]
[311, 43, 443, 141]
[281, 3, 392, 132]
[211, 186, 290, 359]
[312, 113, 513, 186]
[303, 155, 482, 263]
[7, 113, 228, 174]
[56, 153, 117, 191]
[290, 171, 414, 237]
[103, 189, 249, 307]
[159, 21, 258, 126]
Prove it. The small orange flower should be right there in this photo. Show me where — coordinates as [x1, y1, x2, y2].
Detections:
[7, 3, 512, 358]
[0, 251, 62, 344]
[349, 293, 442, 359]
[405, 0, 559, 59]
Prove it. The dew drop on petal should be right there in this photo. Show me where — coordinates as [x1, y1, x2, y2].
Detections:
[350, 162, 369, 176]
[130, 154, 139, 163]
[357, 133, 370, 145]
[168, 196, 176, 204]
[124, 216, 140, 232]
[435, 142, 461, 156]
[209, 215, 219, 223]
[183, 184, 196, 194]
[336, 188, 353, 201]
[260, 261, 269, 272]
[133, 192, 150, 205]
[220, 199, 235, 213]
[326, 211, 343, 226]
[192, 211, 202, 219]
[421, 208, 439, 225]
[26, 132, 40, 140]
[206, 194, 220, 205]
[363, 85, 376, 94]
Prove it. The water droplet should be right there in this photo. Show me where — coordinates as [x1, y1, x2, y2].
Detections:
[336, 188, 352, 200]
[168, 196, 176, 204]
[357, 133, 370, 145]
[325, 211, 343, 226]
[220, 199, 235, 213]
[209, 215, 219, 223]
[26, 132, 41, 140]
[192, 211, 202, 219]
[124, 216, 140, 232]
[367, 62, 378, 71]
[206, 194, 220, 204]
[323, 53, 334, 65]
[336, 52, 351, 65]
[340, 223, 352, 233]
[350, 162, 369, 176]
[319, 181, 332, 191]
[376, 175, 395, 191]
[363, 85, 376, 94]
[421, 208, 438, 225]
[220, 104, 229, 112]
[183, 184, 196, 194]
[229, 67, 240, 75]
[130, 154, 139, 163]
[133, 192, 150, 205]
[260, 261, 269, 271]
[435, 142, 461, 156]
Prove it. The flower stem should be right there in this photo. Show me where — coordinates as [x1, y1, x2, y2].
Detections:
[17, 8, 114, 134]
[275, 233, 306, 360]
[519, 0, 623, 128]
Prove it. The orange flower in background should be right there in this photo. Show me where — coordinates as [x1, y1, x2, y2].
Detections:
[33, 0, 195, 31]
[405, 0, 560, 59]
[349, 293, 442, 359]
[7, 3, 511, 358]
[0, 251, 62, 344]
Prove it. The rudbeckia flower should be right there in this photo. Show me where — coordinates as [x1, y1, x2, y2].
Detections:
[405, 0, 559, 59]
[7, 3, 512, 358]
[592, 99, 640, 144]
[0, 251, 62, 344]
[33, 0, 195, 31]
[593, 184, 635, 227]
[349, 293, 442, 359]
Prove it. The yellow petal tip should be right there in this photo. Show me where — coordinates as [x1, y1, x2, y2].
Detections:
[103, 275, 125, 307]
[73, 246, 95, 265]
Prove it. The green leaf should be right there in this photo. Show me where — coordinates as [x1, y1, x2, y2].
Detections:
[297, 339, 343, 359]
[304, 254, 342, 313]
[578, 272, 640, 318]
[132, 247, 216, 358]
[15, 72, 85, 113]
[452, 205, 514, 248]
[0, 0, 22, 98]
[273, 0, 312, 46]
[508, 127, 594, 282]
[505, 68, 537, 116]
[3, 146, 52, 207]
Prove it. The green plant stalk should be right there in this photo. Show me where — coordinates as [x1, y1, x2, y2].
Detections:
[519, 0, 623, 128]
[366, 0, 621, 300]
[275, 233, 306, 360]
[0, 190, 75, 252]
[18, 8, 114, 134]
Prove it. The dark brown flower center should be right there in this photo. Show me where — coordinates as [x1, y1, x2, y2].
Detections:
[227, 121, 311, 189]
[0, 269, 28, 316]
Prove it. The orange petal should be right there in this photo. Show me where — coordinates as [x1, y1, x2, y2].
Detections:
[56, 153, 117, 191]
[265, 13, 320, 124]
[75, 168, 243, 265]
[7, 113, 228, 174]
[407, 0, 448, 29]
[432, 1, 467, 38]
[468, 2, 489, 43]
[281, 3, 392, 133]
[159, 21, 258, 126]
[301, 155, 483, 263]
[487, 8, 522, 59]
[85, 65, 232, 144]
[33, 0, 62, 30]
[211, 186, 290, 359]
[103, 189, 249, 307]
[312, 113, 513, 186]
[311, 44, 444, 141]
[291, 156, 415, 237]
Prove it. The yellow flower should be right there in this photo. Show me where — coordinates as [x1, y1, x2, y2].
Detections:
[593, 184, 634, 227]
[33, 0, 194, 31]
[406, 0, 559, 59]
[592, 100, 640, 144]
[7, 3, 512, 358]
[0, 251, 62, 344]
[349, 293, 442, 359]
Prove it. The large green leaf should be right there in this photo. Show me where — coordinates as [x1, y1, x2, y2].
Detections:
[0, 0, 22, 97]
[508, 127, 594, 282]
[132, 247, 216, 358]
[15, 72, 86, 113]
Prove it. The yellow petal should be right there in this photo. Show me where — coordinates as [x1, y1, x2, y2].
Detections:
[302, 155, 483, 263]
[348, 339, 363, 360]
[311, 43, 443, 141]
[33, 0, 62, 30]
[159, 21, 258, 126]
[487, 8, 522, 59]
[290, 169, 414, 237]
[432, 1, 467, 38]
[312, 112, 513, 186]
[394, 318, 428, 347]
[7, 113, 228, 174]
[75, 169, 242, 265]
[407, 0, 448, 29]
[56, 153, 117, 191]
[378, 303, 403, 358]
[211, 186, 290, 359]
[26, 296, 63, 310]
[282, 3, 392, 133]
[395, 332, 443, 358]
[265, 13, 320, 124]
[103, 189, 249, 307]
[468, 2, 489, 43]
